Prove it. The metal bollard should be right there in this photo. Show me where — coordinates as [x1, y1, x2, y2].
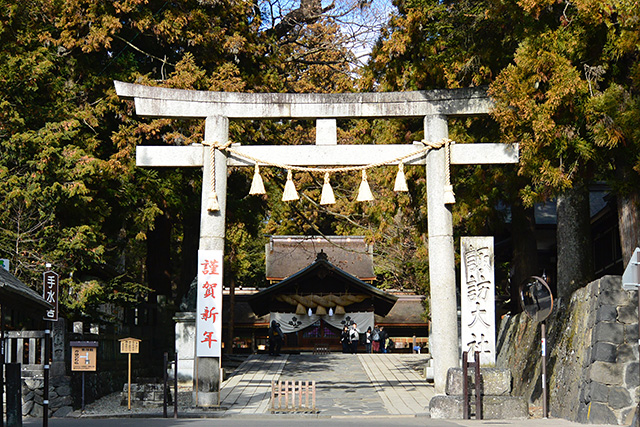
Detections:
[6, 363, 21, 427]
[163, 352, 168, 418]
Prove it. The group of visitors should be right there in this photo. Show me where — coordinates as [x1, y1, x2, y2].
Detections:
[340, 323, 393, 354]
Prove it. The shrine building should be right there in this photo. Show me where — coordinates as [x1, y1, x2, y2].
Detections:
[222, 236, 430, 353]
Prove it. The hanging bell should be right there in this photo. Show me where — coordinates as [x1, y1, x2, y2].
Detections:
[307, 307, 313, 317]
[282, 169, 299, 201]
[320, 172, 336, 205]
[356, 169, 374, 201]
[249, 164, 266, 195]
[394, 162, 409, 192]
[443, 184, 456, 204]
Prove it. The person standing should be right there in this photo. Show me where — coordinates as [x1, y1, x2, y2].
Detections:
[378, 326, 387, 353]
[340, 325, 350, 353]
[365, 327, 372, 354]
[349, 322, 361, 354]
[269, 320, 284, 356]
[371, 325, 380, 353]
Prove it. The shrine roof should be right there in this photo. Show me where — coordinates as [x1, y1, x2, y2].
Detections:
[375, 294, 428, 326]
[265, 235, 375, 281]
[249, 251, 397, 317]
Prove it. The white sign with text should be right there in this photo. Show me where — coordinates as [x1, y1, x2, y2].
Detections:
[196, 250, 223, 357]
[460, 236, 496, 366]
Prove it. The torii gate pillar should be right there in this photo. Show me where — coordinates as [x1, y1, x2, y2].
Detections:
[425, 114, 458, 394]
[195, 115, 229, 405]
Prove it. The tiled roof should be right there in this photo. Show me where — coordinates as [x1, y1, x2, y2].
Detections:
[265, 236, 375, 280]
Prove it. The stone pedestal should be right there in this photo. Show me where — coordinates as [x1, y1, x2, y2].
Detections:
[174, 312, 196, 386]
[193, 357, 220, 406]
[429, 367, 528, 419]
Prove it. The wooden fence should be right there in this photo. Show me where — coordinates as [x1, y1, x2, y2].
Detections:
[271, 380, 316, 412]
[4, 330, 45, 377]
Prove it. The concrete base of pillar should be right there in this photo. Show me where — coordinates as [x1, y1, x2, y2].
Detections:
[192, 391, 219, 407]
[193, 356, 220, 407]
[430, 395, 529, 419]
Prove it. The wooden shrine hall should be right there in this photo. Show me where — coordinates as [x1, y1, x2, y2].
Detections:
[222, 236, 430, 353]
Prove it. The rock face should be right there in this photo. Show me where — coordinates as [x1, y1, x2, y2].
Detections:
[497, 275, 638, 425]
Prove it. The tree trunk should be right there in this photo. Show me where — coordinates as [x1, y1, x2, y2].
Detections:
[617, 181, 640, 267]
[510, 202, 538, 311]
[556, 184, 594, 301]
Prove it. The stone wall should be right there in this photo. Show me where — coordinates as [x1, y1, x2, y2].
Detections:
[497, 275, 638, 425]
[22, 376, 73, 418]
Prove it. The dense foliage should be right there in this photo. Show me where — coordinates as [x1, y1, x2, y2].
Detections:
[1, 0, 638, 322]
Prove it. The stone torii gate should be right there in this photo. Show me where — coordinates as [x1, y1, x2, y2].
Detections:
[114, 81, 518, 403]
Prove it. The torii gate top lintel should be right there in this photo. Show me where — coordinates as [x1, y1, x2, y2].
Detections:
[114, 80, 492, 119]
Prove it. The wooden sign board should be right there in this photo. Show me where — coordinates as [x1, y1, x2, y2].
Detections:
[70, 341, 98, 372]
[119, 337, 141, 354]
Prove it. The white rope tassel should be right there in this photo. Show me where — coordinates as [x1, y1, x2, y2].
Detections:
[320, 172, 336, 205]
[282, 169, 299, 201]
[249, 164, 266, 195]
[443, 139, 456, 204]
[394, 162, 409, 192]
[357, 169, 374, 201]
[207, 144, 220, 212]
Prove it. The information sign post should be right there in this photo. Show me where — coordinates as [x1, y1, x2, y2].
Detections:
[42, 264, 59, 427]
[70, 341, 98, 412]
[119, 338, 141, 410]
[519, 276, 554, 419]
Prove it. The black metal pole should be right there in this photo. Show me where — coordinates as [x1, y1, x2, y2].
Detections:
[43, 323, 51, 427]
[474, 350, 482, 419]
[541, 321, 548, 419]
[81, 372, 85, 412]
[174, 351, 178, 419]
[163, 352, 168, 418]
[1, 303, 4, 427]
[462, 351, 468, 419]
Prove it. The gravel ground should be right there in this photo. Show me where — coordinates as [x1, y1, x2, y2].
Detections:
[69, 356, 253, 418]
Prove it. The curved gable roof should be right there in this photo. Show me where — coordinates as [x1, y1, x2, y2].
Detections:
[249, 251, 397, 317]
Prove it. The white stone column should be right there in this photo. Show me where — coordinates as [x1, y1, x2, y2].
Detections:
[194, 115, 228, 406]
[425, 114, 459, 395]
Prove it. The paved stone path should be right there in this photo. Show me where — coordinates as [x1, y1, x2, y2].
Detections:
[220, 354, 289, 415]
[219, 353, 433, 416]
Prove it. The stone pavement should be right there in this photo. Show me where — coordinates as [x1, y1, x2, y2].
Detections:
[221, 353, 433, 416]
[220, 354, 289, 415]
[68, 352, 616, 426]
